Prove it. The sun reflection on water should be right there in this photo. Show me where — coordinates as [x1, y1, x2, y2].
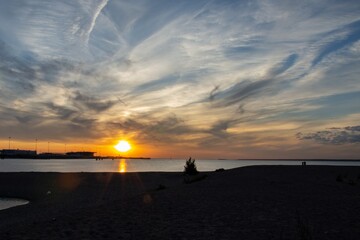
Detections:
[118, 159, 127, 173]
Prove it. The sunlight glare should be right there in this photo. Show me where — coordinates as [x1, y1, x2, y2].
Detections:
[118, 159, 127, 173]
[115, 140, 131, 152]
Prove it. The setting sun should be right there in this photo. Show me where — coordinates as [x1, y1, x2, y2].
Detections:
[115, 140, 131, 152]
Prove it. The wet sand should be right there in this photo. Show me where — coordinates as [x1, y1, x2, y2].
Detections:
[0, 165, 360, 239]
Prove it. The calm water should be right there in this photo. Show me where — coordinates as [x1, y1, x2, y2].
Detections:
[0, 198, 29, 210]
[0, 158, 360, 173]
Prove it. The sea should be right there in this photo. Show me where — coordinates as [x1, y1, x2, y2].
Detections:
[1, 158, 360, 173]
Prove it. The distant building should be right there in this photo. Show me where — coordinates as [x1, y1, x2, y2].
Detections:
[1, 149, 37, 158]
[37, 152, 66, 159]
[65, 151, 95, 158]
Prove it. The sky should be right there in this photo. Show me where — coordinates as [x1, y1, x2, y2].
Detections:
[0, 0, 360, 159]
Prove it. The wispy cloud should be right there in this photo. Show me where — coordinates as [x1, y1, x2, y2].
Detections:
[312, 19, 360, 67]
[85, 0, 109, 44]
[71, 91, 120, 113]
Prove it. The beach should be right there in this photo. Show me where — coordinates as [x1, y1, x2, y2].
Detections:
[0, 165, 360, 239]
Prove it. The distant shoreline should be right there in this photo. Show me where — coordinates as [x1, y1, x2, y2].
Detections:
[0, 155, 151, 160]
[1, 156, 359, 161]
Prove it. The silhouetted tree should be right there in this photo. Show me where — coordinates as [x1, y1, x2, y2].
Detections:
[184, 157, 198, 175]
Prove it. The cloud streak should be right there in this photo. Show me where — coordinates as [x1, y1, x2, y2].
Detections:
[208, 53, 299, 110]
[312, 19, 360, 67]
[85, 0, 109, 43]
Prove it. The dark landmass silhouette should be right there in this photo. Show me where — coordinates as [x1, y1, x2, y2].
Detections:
[0, 165, 360, 239]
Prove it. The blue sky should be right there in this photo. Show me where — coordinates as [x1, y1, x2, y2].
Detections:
[0, 0, 359, 158]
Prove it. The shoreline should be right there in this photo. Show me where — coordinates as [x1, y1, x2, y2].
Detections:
[0, 198, 29, 211]
[1, 165, 360, 239]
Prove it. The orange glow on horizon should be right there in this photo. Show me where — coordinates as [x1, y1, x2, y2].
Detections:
[0, 139, 198, 158]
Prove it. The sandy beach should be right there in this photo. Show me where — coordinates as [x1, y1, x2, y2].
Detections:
[0, 165, 360, 239]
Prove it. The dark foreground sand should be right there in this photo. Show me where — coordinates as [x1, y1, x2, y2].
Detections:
[0, 165, 360, 240]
